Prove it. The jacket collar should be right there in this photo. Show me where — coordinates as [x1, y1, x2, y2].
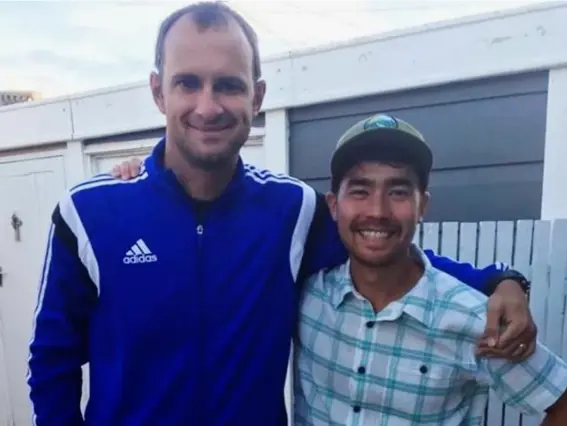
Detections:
[145, 137, 246, 206]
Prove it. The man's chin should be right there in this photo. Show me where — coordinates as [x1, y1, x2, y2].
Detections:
[192, 154, 235, 170]
[178, 145, 234, 166]
[355, 250, 406, 268]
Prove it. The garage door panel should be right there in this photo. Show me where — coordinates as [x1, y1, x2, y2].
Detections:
[290, 92, 547, 182]
[289, 71, 547, 222]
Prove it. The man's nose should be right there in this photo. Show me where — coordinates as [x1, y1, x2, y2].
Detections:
[366, 192, 392, 218]
[194, 87, 223, 119]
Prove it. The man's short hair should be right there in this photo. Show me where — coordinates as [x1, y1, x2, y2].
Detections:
[154, 1, 261, 80]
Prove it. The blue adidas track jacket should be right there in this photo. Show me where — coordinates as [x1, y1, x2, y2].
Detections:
[28, 139, 509, 426]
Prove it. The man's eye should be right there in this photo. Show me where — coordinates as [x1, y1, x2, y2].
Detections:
[178, 77, 200, 90]
[390, 189, 410, 197]
[215, 81, 244, 93]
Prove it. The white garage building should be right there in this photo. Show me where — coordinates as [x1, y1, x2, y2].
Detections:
[1, 2, 567, 425]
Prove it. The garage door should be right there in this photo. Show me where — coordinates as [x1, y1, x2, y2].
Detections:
[289, 71, 548, 222]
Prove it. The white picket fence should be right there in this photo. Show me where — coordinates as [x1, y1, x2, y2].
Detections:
[413, 219, 567, 426]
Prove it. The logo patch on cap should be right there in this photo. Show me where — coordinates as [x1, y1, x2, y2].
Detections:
[363, 114, 398, 131]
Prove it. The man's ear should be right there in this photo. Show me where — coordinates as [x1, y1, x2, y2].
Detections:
[419, 191, 430, 221]
[252, 79, 266, 116]
[325, 191, 338, 222]
[150, 71, 165, 115]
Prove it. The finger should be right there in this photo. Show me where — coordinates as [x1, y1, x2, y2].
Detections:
[476, 347, 503, 358]
[512, 339, 536, 360]
[482, 299, 503, 348]
[477, 332, 524, 357]
[476, 345, 516, 359]
[120, 163, 132, 180]
[497, 318, 530, 349]
[524, 340, 536, 358]
[476, 342, 498, 354]
[477, 329, 534, 360]
[111, 165, 121, 177]
[510, 344, 527, 359]
[476, 337, 494, 351]
[505, 340, 534, 362]
[129, 158, 142, 176]
[476, 336, 501, 356]
[499, 337, 527, 358]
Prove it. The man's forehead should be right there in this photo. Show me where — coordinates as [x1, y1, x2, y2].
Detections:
[165, 13, 253, 63]
[345, 162, 415, 181]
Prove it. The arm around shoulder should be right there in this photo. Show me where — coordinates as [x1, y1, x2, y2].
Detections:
[424, 249, 513, 295]
[426, 249, 536, 359]
[27, 196, 98, 425]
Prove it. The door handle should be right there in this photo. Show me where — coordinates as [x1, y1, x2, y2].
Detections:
[0, 266, 3, 287]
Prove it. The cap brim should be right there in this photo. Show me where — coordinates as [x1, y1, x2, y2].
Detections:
[330, 127, 433, 183]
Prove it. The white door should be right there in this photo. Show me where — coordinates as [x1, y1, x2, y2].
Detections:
[0, 156, 66, 425]
[241, 144, 264, 167]
[90, 149, 153, 175]
[87, 139, 265, 177]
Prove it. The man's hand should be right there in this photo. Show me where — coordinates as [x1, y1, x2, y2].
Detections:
[111, 158, 142, 180]
[477, 279, 537, 361]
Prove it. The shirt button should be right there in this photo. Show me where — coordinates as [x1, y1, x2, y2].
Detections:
[357, 366, 366, 374]
[353, 405, 361, 413]
[366, 321, 375, 328]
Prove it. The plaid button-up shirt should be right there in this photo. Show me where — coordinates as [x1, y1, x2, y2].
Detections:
[294, 246, 567, 425]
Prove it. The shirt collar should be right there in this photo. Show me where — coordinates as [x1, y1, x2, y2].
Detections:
[329, 261, 354, 309]
[330, 245, 437, 327]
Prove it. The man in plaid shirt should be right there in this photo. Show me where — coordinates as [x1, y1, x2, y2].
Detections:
[294, 113, 567, 425]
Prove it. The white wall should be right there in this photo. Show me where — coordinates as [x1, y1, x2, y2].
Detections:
[2, 2, 567, 152]
[541, 66, 567, 220]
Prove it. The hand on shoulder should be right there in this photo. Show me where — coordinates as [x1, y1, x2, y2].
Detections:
[111, 158, 142, 180]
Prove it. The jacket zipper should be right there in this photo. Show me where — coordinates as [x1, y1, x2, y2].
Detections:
[195, 222, 205, 424]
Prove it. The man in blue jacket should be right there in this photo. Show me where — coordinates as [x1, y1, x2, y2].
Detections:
[28, 2, 535, 425]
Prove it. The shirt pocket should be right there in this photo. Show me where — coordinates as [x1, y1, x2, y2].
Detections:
[382, 358, 459, 422]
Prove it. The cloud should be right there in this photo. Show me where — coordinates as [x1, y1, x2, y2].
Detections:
[0, 0, 544, 97]
[0, 1, 168, 95]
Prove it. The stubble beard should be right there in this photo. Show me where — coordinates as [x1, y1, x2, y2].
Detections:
[176, 135, 246, 172]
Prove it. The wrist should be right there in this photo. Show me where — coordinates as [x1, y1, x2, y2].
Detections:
[486, 270, 530, 296]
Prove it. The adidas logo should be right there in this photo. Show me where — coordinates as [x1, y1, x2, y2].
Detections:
[123, 239, 158, 265]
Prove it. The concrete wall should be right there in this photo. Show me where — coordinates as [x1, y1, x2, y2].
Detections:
[288, 71, 548, 222]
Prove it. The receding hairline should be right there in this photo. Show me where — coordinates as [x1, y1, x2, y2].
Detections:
[154, 2, 261, 80]
[166, 12, 254, 59]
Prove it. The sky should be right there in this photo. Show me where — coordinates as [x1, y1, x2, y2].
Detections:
[0, 0, 547, 98]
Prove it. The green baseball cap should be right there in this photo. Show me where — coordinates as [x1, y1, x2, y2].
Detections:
[330, 113, 433, 190]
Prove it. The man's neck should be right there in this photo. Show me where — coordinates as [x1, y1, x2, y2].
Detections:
[349, 251, 424, 313]
[164, 143, 238, 201]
